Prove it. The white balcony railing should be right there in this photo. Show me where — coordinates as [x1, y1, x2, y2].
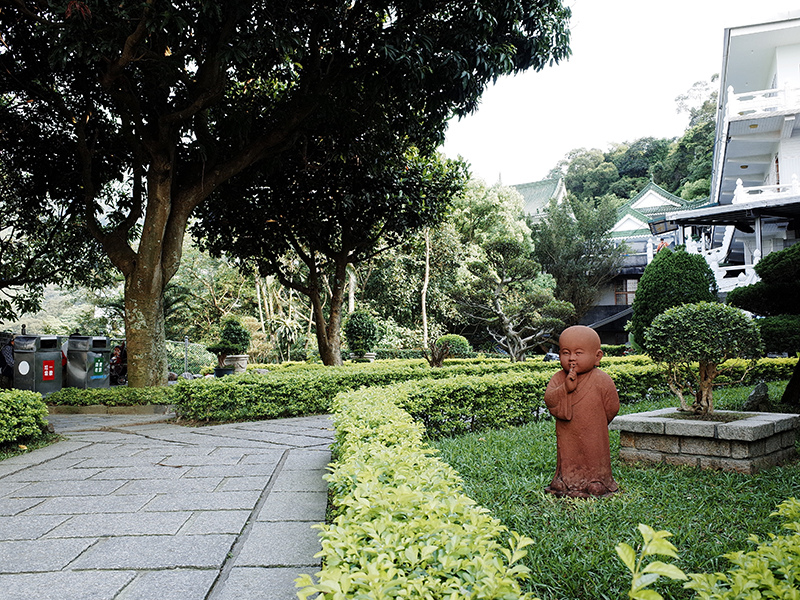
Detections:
[726, 84, 800, 119]
[732, 174, 800, 204]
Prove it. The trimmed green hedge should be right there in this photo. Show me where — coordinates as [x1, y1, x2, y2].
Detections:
[296, 387, 537, 599]
[46, 386, 177, 407]
[390, 372, 551, 438]
[173, 359, 675, 424]
[0, 390, 49, 445]
[714, 357, 798, 384]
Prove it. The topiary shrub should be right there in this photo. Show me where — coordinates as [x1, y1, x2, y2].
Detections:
[645, 302, 762, 415]
[628, 248, 718, 351]
[436, 334, 472, 357]
[207, 317, 251, 367]
[343, 310, 378, 357]
[424, 334, 473, 367]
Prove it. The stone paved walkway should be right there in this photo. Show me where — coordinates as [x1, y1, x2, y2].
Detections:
[0, 412, 334, 600]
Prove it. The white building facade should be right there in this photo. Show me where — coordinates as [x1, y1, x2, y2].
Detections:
[666, 15, 800, 294]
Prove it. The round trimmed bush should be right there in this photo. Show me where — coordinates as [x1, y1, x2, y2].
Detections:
[436, 334, 472, 357]
[344, 311, 379, 356]
[629, 247, 718, 350]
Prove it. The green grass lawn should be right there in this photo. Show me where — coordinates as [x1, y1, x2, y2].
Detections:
[432, 382, 799, 600]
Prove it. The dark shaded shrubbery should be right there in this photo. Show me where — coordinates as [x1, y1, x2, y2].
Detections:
[757, 315, 800, 355]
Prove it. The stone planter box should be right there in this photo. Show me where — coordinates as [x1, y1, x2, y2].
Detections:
[610, 408, 799, 474]
[223, 354, 249, 373]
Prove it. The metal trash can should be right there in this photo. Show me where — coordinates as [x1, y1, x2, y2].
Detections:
[12, 335, 38, 392]
[88, 336, 111, 389]
[12, 335, 62, 395]
[65, 335, 92, 388]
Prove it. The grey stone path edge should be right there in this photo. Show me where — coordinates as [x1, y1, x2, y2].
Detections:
[0, 412, 334, 600]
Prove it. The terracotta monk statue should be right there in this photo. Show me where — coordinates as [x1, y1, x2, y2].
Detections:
[544, 325, 619, 498]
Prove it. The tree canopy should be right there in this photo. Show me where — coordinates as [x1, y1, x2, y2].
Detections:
[549, 77, 717, 205]
[0, 0, 571, 383]
[453, 237, 573, 361]
[531, 196, 625, 324]
[0, 158, 112, 322]
[194, 138, 468, 365]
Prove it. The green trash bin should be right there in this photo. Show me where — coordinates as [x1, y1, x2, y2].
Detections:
[88, 336, 110, 389]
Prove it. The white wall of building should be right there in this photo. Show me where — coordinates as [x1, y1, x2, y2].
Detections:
[776, 44, 800, 86]
[780, 136, 800, 186]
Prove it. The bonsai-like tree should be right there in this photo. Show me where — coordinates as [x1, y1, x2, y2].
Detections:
[453, 237, 573, 362]
[645, 302, 762, 415]
[343, 311, 379, 359]
[207, 318, 251, 368]
[423, 334, 472, 368]
[628, 248, 718, 351]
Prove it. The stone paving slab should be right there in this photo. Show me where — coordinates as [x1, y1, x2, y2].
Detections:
[1, 570, 136, 600]
[0, 514, 69, 540]
[0, 538, 96, 572]
[70, 534, 238, 569]
[272, 469, 330, 493]
[259, 491, 328, 522]
[115, 476, 224, 495]
[236, 521, 323, 567]
[24, 493, 155, 515]
[0, 413, 333, 600]
[215, 567, 304, 600]
[142, 489, 262, 512]
[45, 511, 192, 538]
[116, 569, 219, 600]
[179, 509, 250, 535]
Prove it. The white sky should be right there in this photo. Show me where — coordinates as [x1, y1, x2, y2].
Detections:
[442, 0, 800, 186]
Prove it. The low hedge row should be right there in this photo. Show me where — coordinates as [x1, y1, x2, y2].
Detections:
[45, 356, 794, 419]
[46, 385, 177, 407]
[384, 373, 551, 438]
[0, 390, 49, 445]
[296, 387, 537, 599]
[713, 357, 798, 384]
[172, 360, 673, 424]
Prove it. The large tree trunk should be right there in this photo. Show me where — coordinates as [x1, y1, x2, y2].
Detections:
[304, 255, 348, 366]
[103, 157, 188, 387]
[124, 273, 168, 387]
[312, 291, 343, 366]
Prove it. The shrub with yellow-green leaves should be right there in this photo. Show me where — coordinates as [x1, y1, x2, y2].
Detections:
[619, 497, 800, 600]
[296, 387, 537, 599]
[684, 497, 800, 599]
[0, 389, 49, 445]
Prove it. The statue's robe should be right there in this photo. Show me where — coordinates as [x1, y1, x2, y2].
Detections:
[544, 368, 620, 498]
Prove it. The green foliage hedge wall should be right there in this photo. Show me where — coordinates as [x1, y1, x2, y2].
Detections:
[47, 386, 177, 407]
[297, 388, 537, 599]
[0, 390, 49, 444]
[173, 356, 797, 423]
